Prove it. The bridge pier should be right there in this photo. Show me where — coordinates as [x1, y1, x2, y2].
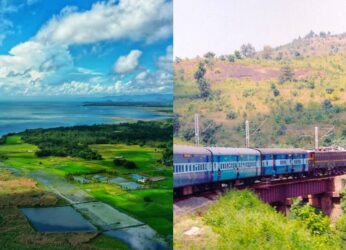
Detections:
[254, 175, 346, 217]
[308, 194, 333, 215]
[273, 198, 292, 215]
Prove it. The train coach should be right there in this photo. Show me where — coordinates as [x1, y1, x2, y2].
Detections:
[173, 145, 213, 188]
[256, 148, 308, 177]
[206, 147, 261, 182]
[174, 145, 310, 194]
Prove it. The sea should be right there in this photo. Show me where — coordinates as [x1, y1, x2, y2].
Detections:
[0, 101, 170, 136]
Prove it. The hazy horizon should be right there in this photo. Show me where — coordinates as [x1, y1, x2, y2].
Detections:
[174, 0, 346, 58]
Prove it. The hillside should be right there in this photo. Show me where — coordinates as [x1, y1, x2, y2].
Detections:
[174, 34, 346, 148]
[258, 32, 346, 60]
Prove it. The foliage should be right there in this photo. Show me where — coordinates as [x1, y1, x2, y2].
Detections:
[290, 199, 331, 236]
[194, 62, 211, 98]
[19, 120, 172, 162]
[201, 190, 337, 249]
[226, 111, 238, 120]
[182, 128, 194, 142]
[227, 54, 236, 62]
[204, 51, 216, 59]
[234, 50, 242, 59]
[201, 120, 220, 145]
[273, 88, 280, 97]
[279, 65, 294, 84]
[240, 43, 256, 58]
[113, 158, 137, 169]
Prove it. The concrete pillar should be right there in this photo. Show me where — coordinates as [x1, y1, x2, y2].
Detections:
[275, 198, 292, 215]
[183, 186, 193, 196]
[320, 195, 333, 215]
[308, 194, 321, 209]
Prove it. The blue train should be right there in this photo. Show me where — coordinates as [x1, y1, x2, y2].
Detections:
[174, 145, 309, 194]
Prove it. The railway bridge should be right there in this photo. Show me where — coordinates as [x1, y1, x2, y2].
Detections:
[249, 175, 346, 215]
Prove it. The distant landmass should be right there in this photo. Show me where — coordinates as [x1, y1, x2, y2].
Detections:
[101, 93, 173, 104]
[84, 101, 172, 108]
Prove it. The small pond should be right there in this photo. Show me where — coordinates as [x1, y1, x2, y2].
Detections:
[20, 206, 97, 233]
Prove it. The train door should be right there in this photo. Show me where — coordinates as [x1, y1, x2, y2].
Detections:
[289, 154, 293, 173]
[272, 154, 276, 176]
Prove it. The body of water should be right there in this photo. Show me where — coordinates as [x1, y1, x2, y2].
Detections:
[0, 101, 170, 136]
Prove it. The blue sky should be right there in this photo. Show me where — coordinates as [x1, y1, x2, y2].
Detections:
[175, 0, 346, 58]
[0, 0, 172, 98]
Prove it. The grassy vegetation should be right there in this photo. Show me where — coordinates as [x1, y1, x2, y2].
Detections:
[174, 190, 340, 250]
[15, 121, 172, 162]
[0, 134, 172, 238]
[174, 52, 346, 148]
[0, 169, 128, 250]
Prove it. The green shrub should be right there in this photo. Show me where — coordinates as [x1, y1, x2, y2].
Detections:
[113, 158, 137, 169]
[203, 190, 336, 249]
[226, 111, 238, 120]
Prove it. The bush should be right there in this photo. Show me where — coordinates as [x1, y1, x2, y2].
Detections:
[273, 89, 280, 97]
[226, 111, 238, 120]
[326, 88, 334, 94]
[290, 199, 331, 236]
[322, 100, 333, 110]
[113, 158, 137, 169]
[295, 103, 304, 112]
[202, 190, 336, 249]
[182, 128, 194, 141]
[279, 65, 294, 84]
[144, 196, 153, 202]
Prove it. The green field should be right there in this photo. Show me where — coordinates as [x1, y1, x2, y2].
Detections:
[0, 135, 172, 239]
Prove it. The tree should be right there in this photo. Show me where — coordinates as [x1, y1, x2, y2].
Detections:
[227, 54, 236, 62]
[240, 43, 256, 58]
[204, 51, 215, 59]
[262, 46, 273, 59]
[295, 103, 304, 112]
[322, 100, 333, 110]
[194, 62, 211, 98]
[226, 111, 238, 120]
[201, 120, 220, 145]
[279, 65, 294, 84]
[173, 114, 180, 135]
[182, 128, 194, 141]
[319, 31, 327, 38]
[273, 88, 280, 97]
[234, 50, 242, 59]
[290, 199, 331, 236]
[305, 30, 316, 39]
[175, 57, 182, 63]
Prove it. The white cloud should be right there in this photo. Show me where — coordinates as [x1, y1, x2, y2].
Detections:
[0, 41, 73, 86]
[0, 0, 173, 97]
[113, 50, 142, 74]
[122, 45, 173, 94]
[157, 45, 173, 72]
[35, 0, 172, 45]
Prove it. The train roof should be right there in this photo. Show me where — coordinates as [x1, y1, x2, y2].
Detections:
[206, 147, 260, 155]
[173, 144, 211, 155]
[255, 148, 307, 154]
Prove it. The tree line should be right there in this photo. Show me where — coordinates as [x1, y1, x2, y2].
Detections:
[11, 120, 172, 165]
